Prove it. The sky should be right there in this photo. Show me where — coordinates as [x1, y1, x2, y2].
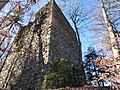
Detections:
[0, 0, 119, 86]
[23, 0, 101, 58]
[35, 0, 92, 54]
[54, 0, 101, 55]
[1, 0, 101, 59]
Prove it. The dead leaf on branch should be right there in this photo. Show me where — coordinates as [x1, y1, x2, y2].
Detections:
[0, 30, 10, 37]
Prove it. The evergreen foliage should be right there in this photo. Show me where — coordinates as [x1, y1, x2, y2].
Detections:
[45, 58, 72, 88]
[84, 47, 105, 86]
[45, 58, 83, 89]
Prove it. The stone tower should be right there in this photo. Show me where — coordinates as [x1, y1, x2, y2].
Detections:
[0, 0, 85, 89]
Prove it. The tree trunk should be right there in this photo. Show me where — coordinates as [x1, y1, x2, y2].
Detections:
[0, 1, 9, 11]
[100, 0, 120, 74]
[73, 21, 86, 85]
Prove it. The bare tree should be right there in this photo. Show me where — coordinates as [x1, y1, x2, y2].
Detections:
[0, 0, 40, 73]
[0, 0, 9, 11]
[100, 0, 120, 75]
[90, 0, 120, 86]
[112, 0, 120, 4]
[65, 0, 91, 85]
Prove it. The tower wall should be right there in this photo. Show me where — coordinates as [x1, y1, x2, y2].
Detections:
[0, 1, 53, 90]
[49, 0, 80, 66]
[0, 0, 84, 89]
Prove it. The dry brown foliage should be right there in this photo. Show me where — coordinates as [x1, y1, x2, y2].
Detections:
[91, 57, 120, 85]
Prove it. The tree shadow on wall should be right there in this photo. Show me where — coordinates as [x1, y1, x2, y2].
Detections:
[10, 56, 44, 90]
[1, 7, 49, 90]
[3, 24, 44, 90]
[10, 26, 44, 90]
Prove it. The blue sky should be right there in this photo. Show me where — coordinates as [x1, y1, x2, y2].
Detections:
[1, 0, 101, 59]
[28, 0, 101, 57]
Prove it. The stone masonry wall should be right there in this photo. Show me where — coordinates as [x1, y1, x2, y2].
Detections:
[0, 1, 52, 90]
[0, 0, 84, 89]
[49, 0, 85, 85]
[49, 0, 80, 66]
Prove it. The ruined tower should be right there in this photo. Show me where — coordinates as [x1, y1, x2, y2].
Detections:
[0, 0, 85, 89]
